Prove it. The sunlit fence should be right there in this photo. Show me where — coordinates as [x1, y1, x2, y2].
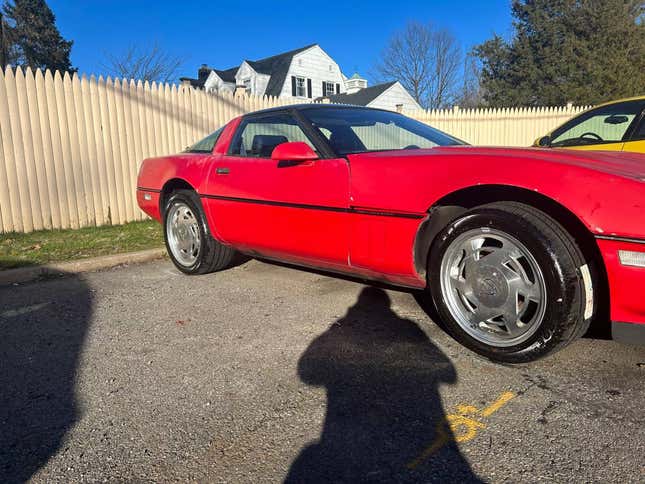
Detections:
[404, 104, 588, 146]
[0, 67, 587, 233]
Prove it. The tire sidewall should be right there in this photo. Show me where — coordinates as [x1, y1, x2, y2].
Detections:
[429, 208, 584, 362]
[163, 191, 210, 274]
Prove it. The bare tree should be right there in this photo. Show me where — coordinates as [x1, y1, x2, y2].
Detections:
[456, 51, 484, 108]
[375, 22, 461, 109]
[101, 43, 184, 83]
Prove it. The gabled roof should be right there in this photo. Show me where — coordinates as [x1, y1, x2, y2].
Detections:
[247, 44, 317, 97]
[213, 66, 238, 83]
[325, 81, 397, 106]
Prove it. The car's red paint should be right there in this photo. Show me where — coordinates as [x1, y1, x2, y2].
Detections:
[348, 147, 645, 239]
[137, 110, 645, 332]
[204, 152, 351, 271]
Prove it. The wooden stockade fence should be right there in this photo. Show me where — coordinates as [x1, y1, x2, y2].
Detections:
[404, 104, 588, 147]
[0, 67, 588, 234]
[0, 67, 299, 234]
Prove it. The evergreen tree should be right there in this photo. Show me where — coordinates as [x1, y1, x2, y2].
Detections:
[474, 0, 645, 107]
[2, 0, 75, 72]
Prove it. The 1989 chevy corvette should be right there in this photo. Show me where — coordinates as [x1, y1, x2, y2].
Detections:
[137, 105, 645, 363]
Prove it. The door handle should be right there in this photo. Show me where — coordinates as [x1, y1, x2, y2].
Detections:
[216, 167, 230, 175]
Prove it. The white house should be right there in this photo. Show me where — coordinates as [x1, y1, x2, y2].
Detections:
[180, 44, 421, 111]
[181, 44, 346, 100]
[321, 77, 422, 111]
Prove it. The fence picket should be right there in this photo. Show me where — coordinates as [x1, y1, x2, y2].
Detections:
[79, 74, 101, 226]
[32, 68, 56, 230]
[0, 68, 18, 232]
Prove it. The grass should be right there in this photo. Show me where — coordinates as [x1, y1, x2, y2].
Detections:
[0, 220, 164, 270]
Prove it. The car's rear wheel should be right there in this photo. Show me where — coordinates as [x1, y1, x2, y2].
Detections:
[163, 189, 235, 274]
[429, 202, 593, 363]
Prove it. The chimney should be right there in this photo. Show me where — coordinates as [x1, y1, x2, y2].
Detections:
[198, 64, 210, 78]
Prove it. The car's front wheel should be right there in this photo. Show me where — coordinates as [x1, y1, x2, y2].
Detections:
[429, 202, 593, 363]
[163, 189, 235, 274]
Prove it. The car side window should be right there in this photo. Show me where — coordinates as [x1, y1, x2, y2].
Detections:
[229, 113, 316, 158]
[184, 127, 224, 153]
[550, 102, 644, 147]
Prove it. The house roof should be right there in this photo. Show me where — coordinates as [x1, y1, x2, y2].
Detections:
[324, 81, 397, 106]
[179, 64, 212, 88]
[180, 65, 239, 88]
[213, 66, 238, 83]
[183, 44, 318, 95]
[247, 44, 317, 97]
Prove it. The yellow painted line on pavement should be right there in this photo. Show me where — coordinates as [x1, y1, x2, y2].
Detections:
[481, 391, 515, 417]
[408, 391, 516, 470]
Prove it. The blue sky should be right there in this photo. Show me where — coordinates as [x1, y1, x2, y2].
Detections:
[48, 0, 513, 82]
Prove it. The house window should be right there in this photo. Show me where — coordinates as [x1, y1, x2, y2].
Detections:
[296, 77, 307, 97]
[242, 78, 251, 93]
[323, 81, 336, 97]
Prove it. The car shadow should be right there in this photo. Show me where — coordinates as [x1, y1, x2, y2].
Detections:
[0, 272, 93, 483]
[285, 287, 482, 483]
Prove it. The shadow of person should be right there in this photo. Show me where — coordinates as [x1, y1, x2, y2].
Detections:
[0, 272, 93, 483]
[286, 287, 481, 483]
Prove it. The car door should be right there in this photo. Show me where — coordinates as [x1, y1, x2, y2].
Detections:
[549, 101, 645, 151]
[204, 111, 351, 270]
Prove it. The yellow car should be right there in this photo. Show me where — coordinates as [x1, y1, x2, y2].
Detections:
[534, 96, 645, 153]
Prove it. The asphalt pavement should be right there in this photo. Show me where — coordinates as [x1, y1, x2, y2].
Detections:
[1, 258, 643, 483]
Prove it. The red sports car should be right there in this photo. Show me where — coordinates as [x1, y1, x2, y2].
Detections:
[137, 105, 645, 363]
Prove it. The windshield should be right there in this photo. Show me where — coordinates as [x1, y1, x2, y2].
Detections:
[184, 127, 224, 153]
[301, 107, 465, 155]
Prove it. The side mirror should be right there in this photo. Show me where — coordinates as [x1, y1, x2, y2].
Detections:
[271, 141, 318, 161]
[536, 135, 552, 147]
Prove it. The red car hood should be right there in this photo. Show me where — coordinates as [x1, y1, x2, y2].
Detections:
[397, 146, 645, 182]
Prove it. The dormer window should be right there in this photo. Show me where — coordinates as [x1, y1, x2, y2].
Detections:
[243, 78, 251, 93]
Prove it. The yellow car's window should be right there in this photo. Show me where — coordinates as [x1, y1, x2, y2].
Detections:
[551, 101, 644, 148]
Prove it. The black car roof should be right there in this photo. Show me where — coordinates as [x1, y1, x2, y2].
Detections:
[241, 103, 396, 117]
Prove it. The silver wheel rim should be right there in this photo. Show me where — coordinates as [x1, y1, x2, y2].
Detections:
[440, 228, 547, 347]
[166, 202, 201, 267]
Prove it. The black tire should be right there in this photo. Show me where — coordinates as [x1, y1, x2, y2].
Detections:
[163, 189, 235, 275]
[429, 202, 593, 363]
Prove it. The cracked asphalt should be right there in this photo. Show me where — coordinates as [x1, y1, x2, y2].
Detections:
[1, 258, 644, 483]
